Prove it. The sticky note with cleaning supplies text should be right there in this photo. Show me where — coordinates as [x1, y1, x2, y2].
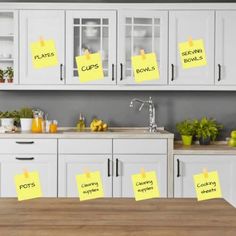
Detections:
[30, 39, 58, 69]
[131, 53, 159, 83]
[179, 39, 207, 69]
[14, 171, 42, 201]
[193, 170, 222, 201]
[76, 171, 104, 201]
[132, 171, 160, 201]
[76, 52, 104, 82]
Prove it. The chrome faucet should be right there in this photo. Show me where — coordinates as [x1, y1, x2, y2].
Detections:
[130, 97, 158, 132]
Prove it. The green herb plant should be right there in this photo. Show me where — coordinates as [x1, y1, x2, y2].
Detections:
[176, 119, 196, 136]
[19, 107, 33, 119]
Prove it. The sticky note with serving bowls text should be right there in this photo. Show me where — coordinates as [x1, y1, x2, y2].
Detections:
[179, 39, 207, 69]
[193, 170, 222, 201]
[76, 171, 104, 201]
[76, 52, 104, 82]
[131, 53, 160, 83]
[30, 39, 58, 69]
[14, 171, 42, 201]
[132, 171, 160, 201]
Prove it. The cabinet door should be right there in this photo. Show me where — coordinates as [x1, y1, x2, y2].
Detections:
[66, 11, 116, 85]
[216, 11, 236, 85]
[174, 155, 236, 201]
[0, 154, 57, 197]
[169, 11, 214, 85]
[113, 155, 167, 198]
[19, 10, 65, 85]
[58, 155, 112, 197]
[118, 10, 168, 85]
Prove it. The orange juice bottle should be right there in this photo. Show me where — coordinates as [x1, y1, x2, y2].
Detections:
[49, 120, 58, 133]
[31, 109, 44, 133]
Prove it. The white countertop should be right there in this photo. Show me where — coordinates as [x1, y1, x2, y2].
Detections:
[0, 127, 174, 139]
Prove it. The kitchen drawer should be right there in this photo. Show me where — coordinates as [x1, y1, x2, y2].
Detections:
[59, 139, 112, 154]
[0, 139, 57, 154]
[113, 139, 167, 154]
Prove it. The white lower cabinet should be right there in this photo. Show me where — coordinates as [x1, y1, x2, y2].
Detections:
[113, 155, 167, 197]
[58, 155, 112, 197]
[174, 155, 236, 202]
[0, 154, 57, 197]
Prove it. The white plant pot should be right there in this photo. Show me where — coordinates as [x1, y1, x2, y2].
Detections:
[1, 118, 14, 127]
[20, 118, 33, 131]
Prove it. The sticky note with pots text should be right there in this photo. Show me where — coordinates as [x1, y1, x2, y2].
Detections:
[30, 39, 58, 69]
[76, 171, 104, 201]
[132, 171, 160, 201]
[14, 171, 42, 201]
[193, 171, 222, 201]
[179, 39, 207, 69]
[76, 53, 104, 82]
[131, 53, 160, 83]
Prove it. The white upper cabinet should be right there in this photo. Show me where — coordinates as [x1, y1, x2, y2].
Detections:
[117, 10, 168, 85]
[66, 11, 116, 85]
[19, 10, 65, 85]
[216, 11, 236, 85]
[169, 11, 215, 85]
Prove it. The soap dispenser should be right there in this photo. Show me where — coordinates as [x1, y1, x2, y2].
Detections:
[77, 113, 85, 131]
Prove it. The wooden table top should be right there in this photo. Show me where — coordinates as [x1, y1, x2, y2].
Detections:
[0, 198, 235, 236]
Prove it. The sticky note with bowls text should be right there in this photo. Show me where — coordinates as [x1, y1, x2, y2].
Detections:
[179, 38, 207, 69]
[76, 52, 104, 82]
[193, 170, 222, 201]
[131, 52, 159, 83]
[132, 170, 160, 201]
[76, 171, 104, 201]
[14, 171, 42, 201]
[30, 39, 58, 69]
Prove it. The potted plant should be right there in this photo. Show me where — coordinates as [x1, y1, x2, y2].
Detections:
[176, 119, 195, 146]
[0, 110, 18, 127]
[19, 107, 33, 131]
[0, 69, 5, 83]
[195, 117, 223, 145]
[5, 67, 13, 83]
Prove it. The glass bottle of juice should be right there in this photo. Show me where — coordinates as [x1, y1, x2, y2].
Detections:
[77, 113, 86, 131]
[32, 110, 44, 133]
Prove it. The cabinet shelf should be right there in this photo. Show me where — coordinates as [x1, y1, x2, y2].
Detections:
[0, 58, 14, 62]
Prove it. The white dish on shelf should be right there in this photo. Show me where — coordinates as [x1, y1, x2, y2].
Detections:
[133, 30, 147, 37]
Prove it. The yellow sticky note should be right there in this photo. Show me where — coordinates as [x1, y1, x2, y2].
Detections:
[179, 39, 207, 69]
[14, 171, 42, 201]
[131, 53, 160, 83]
[76, 53, 104, 82]
[30, 39, 58, 69]
[132, 171, 160, 201]
[193, 171, 222, 201]
[76, 171, 104, 201]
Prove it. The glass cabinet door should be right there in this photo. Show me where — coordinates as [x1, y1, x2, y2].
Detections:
[66, 11, 116, 85]
[118, 11, 168, 85]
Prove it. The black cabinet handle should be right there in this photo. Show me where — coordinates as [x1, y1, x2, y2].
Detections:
[16, 141, 34, 145]
[218, 64, 221, 81]
[120, 63, 123, 81]
[108, 159, 111, 177]
[16, 157, 34, 161]
[177, 159, 180, 177]
[116, 158, 119, 177]
[112, 64, 115, 81]
[171, 64, 174, 81]
[60, 64, 63, 81]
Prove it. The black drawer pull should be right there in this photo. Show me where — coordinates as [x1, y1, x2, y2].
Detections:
[177, 159, 180, 177]
[120, 63, 123, 81]
[171, 64, 174, 81]
[16, 157, 34, 161]
[112, 64, 115, 81]
[218, 64, 221, 81]
[116, 158, 119, 177]
[16, 141, 34, 145]
[60, 64, 63, 81]
[108, 159, 111, 177]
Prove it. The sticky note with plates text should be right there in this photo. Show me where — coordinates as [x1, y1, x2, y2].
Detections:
[14, 171, 42, 201]
[132, 171, 160, 201]
[30, 39, 58, 69]
[179, 39, 207, 69]
[76, 171, 104, 201]
[131, 53, 159, 83]
[193, 171, 222, 201]
[76, 53, 104, 82]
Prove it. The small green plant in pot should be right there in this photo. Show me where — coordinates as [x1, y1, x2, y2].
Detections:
[0, 110, 19, 127]
[176, 120, 195, 146]
[195, 117, 223, 145]
[0, 69, 5, 83]
[19, 107, 33, 132]
[5, 67, 14, 83]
